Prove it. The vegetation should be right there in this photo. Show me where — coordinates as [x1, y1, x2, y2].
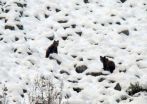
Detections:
[28, 76, 63, 104]
[127, 82, 147, 96]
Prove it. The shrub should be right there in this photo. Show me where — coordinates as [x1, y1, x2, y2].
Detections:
[127, 82, 147, 96]
[27, 76, 63, 104]
[0, 84, 8, 104]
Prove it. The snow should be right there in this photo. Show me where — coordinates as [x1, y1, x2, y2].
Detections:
[0, 0, 147, 103]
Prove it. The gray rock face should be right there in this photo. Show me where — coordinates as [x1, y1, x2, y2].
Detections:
[119, 30, 129, 36]
[75, 65, 87, 73]
[120, 0, 127, 3]
[114, 83, 121, 91]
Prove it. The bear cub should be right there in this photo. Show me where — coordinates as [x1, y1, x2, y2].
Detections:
[45, 40, 59, 58]
[100, 56, 115, 73]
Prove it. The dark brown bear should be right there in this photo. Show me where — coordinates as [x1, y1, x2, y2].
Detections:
[45, 40, 59, 58]
[100, 56, 115, 73]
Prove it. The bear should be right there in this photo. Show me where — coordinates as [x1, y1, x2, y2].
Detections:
[100, 56, 115, 73]
[45, 40, 59, 58]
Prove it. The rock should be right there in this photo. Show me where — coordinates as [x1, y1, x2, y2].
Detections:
[105, 86, 109, 89]
[60, 70, 70, 75]
[71, 24, 76, 28]
[19, 11, 23, 17]
[116, 22, 121, 25]
[119, 69, 126, 73]
[0, 38, 3, 41]
[5, 9, 9, 13]
[73, 87, 83, 93]
[98, 77, 105, 82]
[46, 6, 50, 10]
[114, 83, 121, 91]
[109, 80, 115, 83]
[119, 30, 129, 36]
[100, 100, 104, 103]
[86, 72, 108, 76]
[56, 8, 61, 12]
[63, 27, 70, 29]
[65, 14, 69, 16]
[5, 25, 15, 30]
[68, 80, 78, 83]
[27, 52, 32, 55]
[122, 17, 126, 21]
[56, 60, 61, 65]
[58, 20, 68, 23]
[79, 58, 83, 61]
[135, 75, 140, 79]
[62, 36, 67, 40]
[15, 37, 19, 41]
[0, 17, 5, 20]
[47, 35, 54, 40]
[84, 0, 89, 3]
[134, 28, 137, 31]
[120, 47, 126, 49]
[76, 31, 82, 36]
[14, 2, 24, 8]
[101, 23, 105, 26]
[136, 59, 143, 62]
[20, 94, 24, 98]
[129, 99, 133, 102]
[75, 65, 87, 73]
[111, 14, 116, 17]
[87, 58, 93, 60]
[44, 14, 49, 18]
[116, 99, 120, 103]
[109, 22, 112, 25]
[121, 95, 128, 100]
[23, 89, 27, 93]
[71, 55, 77, 58]
[24, 4, 27, 7]
[120, 0, 127, 3]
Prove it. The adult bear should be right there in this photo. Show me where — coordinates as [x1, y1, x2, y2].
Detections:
[100, 56, 115, 73]
[45, 40, 59, 58]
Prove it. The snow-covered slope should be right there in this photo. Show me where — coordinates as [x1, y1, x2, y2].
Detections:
[0, 0, 147, 103]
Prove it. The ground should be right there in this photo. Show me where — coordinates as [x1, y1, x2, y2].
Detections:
[0, 0, 147, 104]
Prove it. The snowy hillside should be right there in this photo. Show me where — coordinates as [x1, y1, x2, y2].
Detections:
[0, 0, 147, 103]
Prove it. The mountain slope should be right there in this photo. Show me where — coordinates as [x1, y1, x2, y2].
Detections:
[0, 0, 147, 103]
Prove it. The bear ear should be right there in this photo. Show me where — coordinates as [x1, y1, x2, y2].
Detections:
[100, 56, 103, 60]
[56, 40, 59, 44]
[100, 56, 104, 62]
[53, 40, 58, 43]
